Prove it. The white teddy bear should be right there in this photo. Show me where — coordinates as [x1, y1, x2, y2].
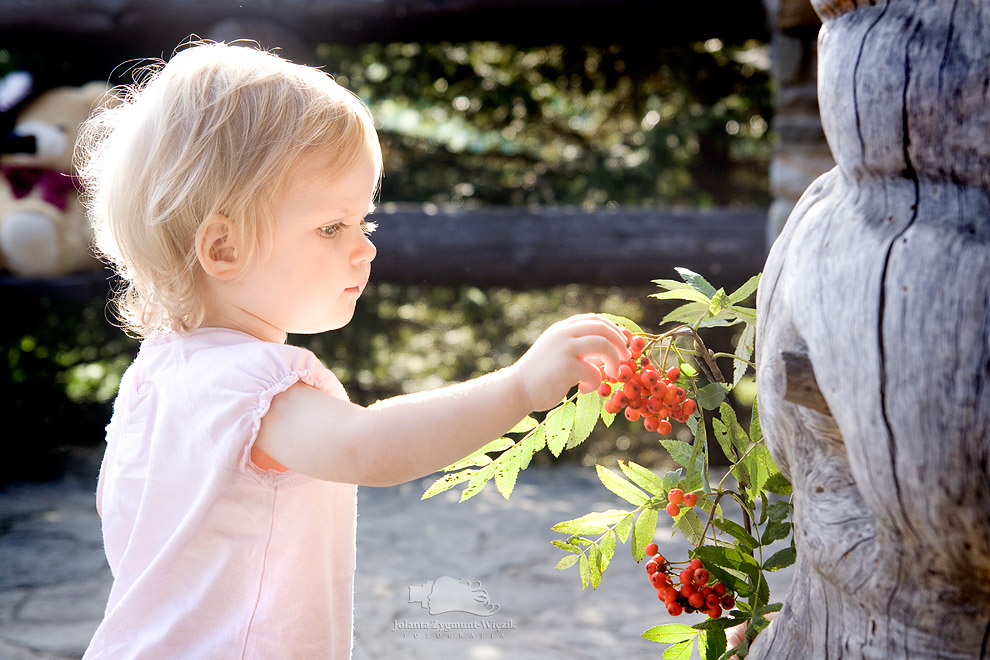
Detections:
[0, 76, 107, 278]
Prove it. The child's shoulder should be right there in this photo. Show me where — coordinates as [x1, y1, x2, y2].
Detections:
[139, 328, 344, 398]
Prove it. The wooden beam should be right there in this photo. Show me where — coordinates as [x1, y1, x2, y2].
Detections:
[368, 204, 767, 288]
[0, 0, 769, 54]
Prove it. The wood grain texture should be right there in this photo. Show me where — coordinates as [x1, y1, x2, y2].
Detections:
[753, 0, 990, 657]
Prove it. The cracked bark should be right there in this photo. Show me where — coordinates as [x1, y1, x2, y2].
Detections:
[751, 0, 990, 658]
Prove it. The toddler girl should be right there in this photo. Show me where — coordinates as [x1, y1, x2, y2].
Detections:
[77, 42, 628, 659]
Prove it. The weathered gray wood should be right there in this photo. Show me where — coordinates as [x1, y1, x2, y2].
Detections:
[368, 204, 766, 288]
[781, 350, 831, 416]
[754, 1, 990, 658]
[0, 0, 769, 52]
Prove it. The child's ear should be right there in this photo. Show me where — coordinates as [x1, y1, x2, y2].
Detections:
[195, 215, 241, 281]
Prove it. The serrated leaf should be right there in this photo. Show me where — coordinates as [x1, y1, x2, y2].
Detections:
[422, 469, 475, 500]
[719, 402, 750, 456]
[697, 382, 729, 410]
[652, 288, 712, 305]
[618, 460, 666, 495]
[546, 401, 576, 457]
[661, 301, 711, 325]
[551, 539, 581, 553]
[567, 391, 602, 450]
[699, 628, 728, 660]
[744, 443, 775, 495]
[596, 464, 650, 505]
[661, 468, 684, 491]
[441, 437, 514, 471]
[675, 267, 718, 297]
[493, 447, 522, 499]
[552, 509, 631, 535]
[642, 623, 698, 644]
[663, 640, 694, 660]
[712, 517, 760, 551]
[508, 415, 539, 434]
[660, 439, 695, 469]
[732, 323, 756, 387]
[555, 554, 580, 570]
[519, 424, 546, 470]
[674, 506, 706, 545]
[707, 288, 730, 317]
[588, 544, 603, 589]
[632, 507, 659, 561]
[728, 305, 757, 323]
[763, 546, 796, 572]
[764, 472, 792, 495]
[749, 397, 763, 446]
[728, 273, 760, 304]
[598, 313, 644, 334]
[614, 511, 634, 543]
[458, 462, 498, 502]
[578, 552, 590, 589]
[599, 530, 616, 574]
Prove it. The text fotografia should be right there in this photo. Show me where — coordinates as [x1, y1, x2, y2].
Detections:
[391, 618, 517, 639]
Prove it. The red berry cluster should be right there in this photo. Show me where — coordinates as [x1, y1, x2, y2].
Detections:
[664, 487, 698, 517]
[642, 543, 735, 619]
[597, 330, 697, 435]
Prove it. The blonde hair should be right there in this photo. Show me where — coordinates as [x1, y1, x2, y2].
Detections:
[76, 41, 382, 337]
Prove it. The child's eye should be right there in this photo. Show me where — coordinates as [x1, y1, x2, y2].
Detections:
[319, 223, 344, 238]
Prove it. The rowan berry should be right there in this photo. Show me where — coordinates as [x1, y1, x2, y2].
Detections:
[683, 492, 698, 508]
[706, 593, 721, 609]
[667, 602, 683, 616]
[618, 363, 634, 382]
[625, 407, 642, 422]
[668, 488, 685, 505]
[650, 571, 666, 588]
[665, 502, 680, 517]
[642, 415, 659, 432]
[645, 542, 659, 557]
[679, 584, 696, 598]
[597, 382, 612, 397]
[681, 399, 697, 416]
[688, 592, 705, 609]
[666, 366, 681, 382]
[707, 605, 722, 619]
[658, 420, 673, 435]
[693, 568, 709, 586]
[662, 586, 678, 604]
[652, 552, 666, 565]
[645, 560, 659, 575]
[713, 582, 727, 597]
[603, 399, 622, 415]
[721, 595, 735, 609]
[688, 559, 703, 571]
[629, 336, 647, 356]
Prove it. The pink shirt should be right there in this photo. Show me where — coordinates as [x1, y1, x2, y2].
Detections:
[85, 328, 357, 659]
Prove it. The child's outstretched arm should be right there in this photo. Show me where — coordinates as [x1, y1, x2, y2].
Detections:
[255, 314, 630, 486]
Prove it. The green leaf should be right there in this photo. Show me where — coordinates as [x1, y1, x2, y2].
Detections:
[676, 267, 718, 298]
[749, 397, 762, 446]
[599, 529, 616, 574]
[642, 623, 699, 644]
[761, 519, 792, 545]
[719, 402, 750, 457]
[728, 273, 761, 304]
[660, 439, 695, 469]
[552, 509, 631, 535]
[567, 391, 602, 450]
[551, 539, 581, 553]
[744, 443, 775, 495]
[519, 424, 546, 470]
[696, 382, 729, 410]
[699, 628, 728, 660]
[632, 507, 659, 561]
[614, 511, 634, 543]
[618, 459, 666, 495]
[763, 546, 796, 572]
[598, 313, 643, 334]
[546, 401, 576, 457]
[652, 288, 712, 305]
[693, 545, 762, 585]
[555, 554, 580, 570]
[661, 301, 711, 325]
[732, 323, 756, 387]
[493, 447, 522, 499]
[588, 544, 603, 589]
[422, 469, 475, 499]
[674, 506, 706, 545]
[458, 462, 498, 502]
[441, 437, 514, 471]
[764, 472, 792, 496]
[508, 415, 539, 434]
[663, 640, 695, 660]
[712, 517, 760, 551]
[578, 552, 590, 589]
[596, 464, 650, 505]
[707, 288, 730, 317]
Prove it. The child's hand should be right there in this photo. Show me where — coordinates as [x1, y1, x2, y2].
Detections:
[513, 314, 631, 411]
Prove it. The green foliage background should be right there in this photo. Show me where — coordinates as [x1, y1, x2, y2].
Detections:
[0, 39, 771, 482]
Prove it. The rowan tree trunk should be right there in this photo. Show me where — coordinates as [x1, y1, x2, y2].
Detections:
[753, 1, 990, 658]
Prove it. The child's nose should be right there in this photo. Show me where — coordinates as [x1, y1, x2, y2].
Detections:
[353, 233, 376, 265]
